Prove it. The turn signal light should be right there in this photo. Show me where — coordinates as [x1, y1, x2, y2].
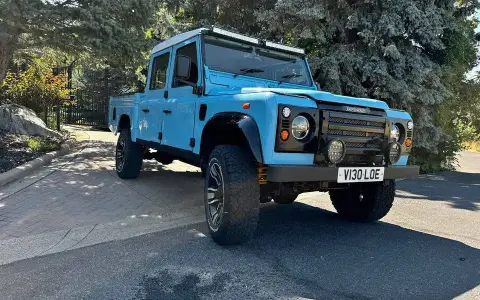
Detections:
[405, 138, 412, 148]
[280, 130, 289, 141]
[242, 103, 250, 109]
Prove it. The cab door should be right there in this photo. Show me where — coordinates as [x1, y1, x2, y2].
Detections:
[142, 48, 172, 142]
[161, 37, 201, 151]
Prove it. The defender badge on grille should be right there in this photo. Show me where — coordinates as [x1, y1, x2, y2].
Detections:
[345, 106, 369, 114]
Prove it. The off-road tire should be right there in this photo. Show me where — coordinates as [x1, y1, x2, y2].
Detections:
[115, 129, 144, 179]
[204, 145, 260, 245]
[273, 191, 298, 205]
[329, 180, 396, 222]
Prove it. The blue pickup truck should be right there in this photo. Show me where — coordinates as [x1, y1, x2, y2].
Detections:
[109, 27, 419, 245]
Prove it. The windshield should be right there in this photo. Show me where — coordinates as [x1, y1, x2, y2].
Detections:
[204, 36, 313, 86]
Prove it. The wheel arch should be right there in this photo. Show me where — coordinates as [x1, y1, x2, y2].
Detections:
[118, 114, 131, 131]
[200, 113, 263, 164]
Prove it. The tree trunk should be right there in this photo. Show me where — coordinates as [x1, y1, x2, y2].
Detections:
[0, 35, 18, 83]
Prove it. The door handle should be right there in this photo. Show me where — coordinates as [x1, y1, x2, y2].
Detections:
[163, 109, 172, 114]
[142, 109, 150, 113]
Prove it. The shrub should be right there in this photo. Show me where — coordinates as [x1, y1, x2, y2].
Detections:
[27, 136, 61, 153]
[1, 58, 69, 115]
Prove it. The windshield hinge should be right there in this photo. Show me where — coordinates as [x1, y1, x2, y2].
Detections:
[193, 86, 204, 95]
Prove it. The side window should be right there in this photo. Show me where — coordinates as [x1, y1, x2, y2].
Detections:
[173, 42, 198, 88]
[150, 52, 170, 90]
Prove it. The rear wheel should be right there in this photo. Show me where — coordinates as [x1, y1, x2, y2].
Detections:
[329, 180, 396, 222]
[273, 188, 298, 205]
[115, 129, 144, 179]
[204, 145, 260, 245]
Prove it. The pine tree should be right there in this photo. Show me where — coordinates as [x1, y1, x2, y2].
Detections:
[0, 0, 158, 82]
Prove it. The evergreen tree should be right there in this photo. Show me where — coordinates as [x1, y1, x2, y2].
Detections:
[0, 0, 158, 82]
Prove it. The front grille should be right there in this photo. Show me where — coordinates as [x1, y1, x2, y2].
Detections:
[324, 111, 387, 164]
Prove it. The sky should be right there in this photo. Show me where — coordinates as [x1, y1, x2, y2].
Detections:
[476, 11, 480, 33]
[467, 11, 480, 78]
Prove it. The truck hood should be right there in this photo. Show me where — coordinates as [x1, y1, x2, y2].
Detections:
[210, 87, 390, 111]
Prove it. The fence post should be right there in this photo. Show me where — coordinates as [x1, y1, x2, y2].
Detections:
[56, 98, 61, 131]
[44, 105, 48, 125]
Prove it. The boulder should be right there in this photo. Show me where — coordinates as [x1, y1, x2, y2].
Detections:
[0, 104, 63, 139]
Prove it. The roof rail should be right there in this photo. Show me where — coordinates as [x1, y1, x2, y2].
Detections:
[152, 26, 305, 55]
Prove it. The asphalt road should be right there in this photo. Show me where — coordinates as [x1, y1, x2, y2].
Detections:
[0, 132, 478, 300]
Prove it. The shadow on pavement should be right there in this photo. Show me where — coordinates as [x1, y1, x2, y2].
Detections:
[0, 199, 478, 300]
[396, 172, 480, 211]
[123, 202, 480, 299]
[175, 202, 480, 299]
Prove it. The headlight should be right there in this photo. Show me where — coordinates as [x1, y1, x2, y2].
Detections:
[388, 142, 402, 164]
[407, 121, 414, 130]
[390, 124, 400, 142]
[327, 139, 346, 164]
[291, 116, 310, 140]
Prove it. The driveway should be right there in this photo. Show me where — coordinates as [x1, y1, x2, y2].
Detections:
[0, 130, 478, 299]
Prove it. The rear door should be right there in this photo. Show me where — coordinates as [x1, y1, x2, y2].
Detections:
[143, 48, 172, 142]
[161, 37, 201, 151]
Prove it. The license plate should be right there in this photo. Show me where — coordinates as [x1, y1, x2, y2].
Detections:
[337, 167, 385, 183]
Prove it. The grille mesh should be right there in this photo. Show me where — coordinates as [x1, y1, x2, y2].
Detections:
[328, 129, 366, 137]
[327, 130, 384, 138]
[329, 116, 384, 128]
[345, 142, 367, 148]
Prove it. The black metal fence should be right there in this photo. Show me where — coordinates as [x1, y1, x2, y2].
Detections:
[45, 92, 109, 129]
[61, 91, 109, 127]
[43, 66, 139, 129]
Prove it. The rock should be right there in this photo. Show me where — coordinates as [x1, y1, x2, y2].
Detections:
[0, 104, 63, 139]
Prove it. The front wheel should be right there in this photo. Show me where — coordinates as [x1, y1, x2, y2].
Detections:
[204, 145, 260, 245]
[329, 180, 396, 222]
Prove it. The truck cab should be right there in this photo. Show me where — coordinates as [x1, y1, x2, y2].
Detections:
[109, 27, 419, 245]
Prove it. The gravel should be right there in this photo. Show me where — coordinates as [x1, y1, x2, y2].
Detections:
[0, 130, 63, 173]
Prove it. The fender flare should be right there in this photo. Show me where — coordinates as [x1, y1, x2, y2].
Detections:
[201, 113, 263, 163]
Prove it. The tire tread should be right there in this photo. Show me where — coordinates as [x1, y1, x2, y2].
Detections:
[207, 145, 259, 245]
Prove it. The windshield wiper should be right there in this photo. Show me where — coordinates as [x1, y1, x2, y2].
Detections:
[278, 74, 303, 84]
[233, 68, 264, 78]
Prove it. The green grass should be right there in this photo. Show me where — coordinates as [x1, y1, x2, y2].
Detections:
[27, 137, 61, 153]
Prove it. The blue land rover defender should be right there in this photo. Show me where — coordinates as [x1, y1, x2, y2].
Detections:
[109, 27, 419, 245]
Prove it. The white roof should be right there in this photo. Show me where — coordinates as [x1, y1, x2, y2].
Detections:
[151, 27, 305, 55]
[151, 28, 207, 54]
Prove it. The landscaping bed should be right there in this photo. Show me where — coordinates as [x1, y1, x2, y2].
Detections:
[0, 129, 64, 173]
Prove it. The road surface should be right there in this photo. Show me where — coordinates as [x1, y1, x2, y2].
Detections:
[0, 129, 478, 299]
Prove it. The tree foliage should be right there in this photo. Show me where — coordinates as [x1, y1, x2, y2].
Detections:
[1, 0, 479, 171]
[0, 0, 159, 82]
[161, 0, 479, 171]
[1, 58, 69, 113]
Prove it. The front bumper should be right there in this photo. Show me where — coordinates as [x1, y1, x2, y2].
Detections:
[267, 165, 419, 183]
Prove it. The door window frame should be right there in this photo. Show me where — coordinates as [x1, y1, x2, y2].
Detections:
[169, 37, 203, 91]
[146, 47, 172, 93]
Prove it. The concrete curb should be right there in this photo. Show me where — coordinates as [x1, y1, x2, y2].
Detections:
[0, 140, 77, 187]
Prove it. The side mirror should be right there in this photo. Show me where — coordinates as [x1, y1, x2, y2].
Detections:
[315, 82, 321, 90]
[176, 55, 191, 79]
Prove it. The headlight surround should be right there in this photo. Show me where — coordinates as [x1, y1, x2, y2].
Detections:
[291, 116, 310, 140]
[390, 124, 400, 142]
